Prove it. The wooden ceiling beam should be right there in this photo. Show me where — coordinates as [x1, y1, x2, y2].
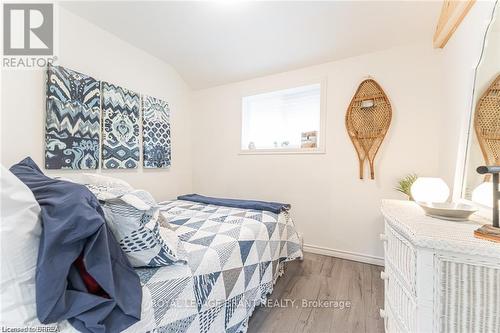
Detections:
[433, 0, 476, 48]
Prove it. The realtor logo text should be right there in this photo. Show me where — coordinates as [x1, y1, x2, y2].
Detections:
[3, 2, 56, 68]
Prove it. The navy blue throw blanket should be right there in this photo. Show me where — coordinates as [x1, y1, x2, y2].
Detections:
[10, 158, 141, 333]
[177, 194, 291, 214]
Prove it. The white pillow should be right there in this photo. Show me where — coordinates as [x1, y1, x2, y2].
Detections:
[0, 165, 42, 325]
[99, 189, 187, 267]
[57, 173, 134, 192]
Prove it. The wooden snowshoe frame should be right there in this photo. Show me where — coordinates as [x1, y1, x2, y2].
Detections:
[475, 74, 500, 175]
[345, 79, 392, 180]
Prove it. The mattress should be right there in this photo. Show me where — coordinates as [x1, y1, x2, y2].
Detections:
[61, 200, 303, 333]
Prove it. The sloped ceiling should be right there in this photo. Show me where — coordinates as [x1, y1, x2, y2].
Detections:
[62, 1, 441, 89]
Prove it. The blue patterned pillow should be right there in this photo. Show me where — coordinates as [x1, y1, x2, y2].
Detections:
[97, 189, 187, 267]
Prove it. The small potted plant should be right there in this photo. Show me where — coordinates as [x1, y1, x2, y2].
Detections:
[395, 173, 418, 201]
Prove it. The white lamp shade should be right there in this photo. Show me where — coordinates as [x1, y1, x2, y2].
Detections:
[410, 177, 449, 203]
[472, 182, 495, 208]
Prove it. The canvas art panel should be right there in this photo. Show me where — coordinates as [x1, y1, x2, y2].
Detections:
[101, 82, 140, 169]
[142, 95, 171, 168]
[45, 65, 101, 169]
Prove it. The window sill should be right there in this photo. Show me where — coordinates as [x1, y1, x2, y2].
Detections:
[238, 148, 325, 155]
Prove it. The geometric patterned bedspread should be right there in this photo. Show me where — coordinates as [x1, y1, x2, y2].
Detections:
[130, 200, 303, 333]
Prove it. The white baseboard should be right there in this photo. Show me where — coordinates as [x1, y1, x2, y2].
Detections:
[303, 243, 385, 266]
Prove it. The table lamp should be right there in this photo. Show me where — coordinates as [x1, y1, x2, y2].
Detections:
[410, 177, 449, 203]
[473, 166, 500, 242]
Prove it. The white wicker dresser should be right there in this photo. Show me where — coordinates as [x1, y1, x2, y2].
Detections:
[380, 200, 500, 333]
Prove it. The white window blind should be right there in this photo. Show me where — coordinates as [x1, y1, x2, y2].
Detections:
[241, 83, 322, 151]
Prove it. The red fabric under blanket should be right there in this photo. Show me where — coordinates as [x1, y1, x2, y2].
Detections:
[74, 254, 109, 299]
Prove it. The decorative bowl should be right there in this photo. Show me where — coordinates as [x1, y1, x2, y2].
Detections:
[416, 201, 478, 221]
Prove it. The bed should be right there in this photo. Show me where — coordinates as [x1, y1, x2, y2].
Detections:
[114, 199, 302, 333]
[5, 161, 302, 333]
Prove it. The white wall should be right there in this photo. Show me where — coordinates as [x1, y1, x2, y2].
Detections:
[0, 6, 193, 200]
[439, 1, 497, 198]
[191, 43, 444, 263]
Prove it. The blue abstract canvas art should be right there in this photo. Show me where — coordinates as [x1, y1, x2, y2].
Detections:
[101, 82, 140, 169]
[45, 65, 100, 169]
[142, 95, 171, 168]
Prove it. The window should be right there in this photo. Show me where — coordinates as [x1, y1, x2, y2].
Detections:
[241, 82, 324, 153]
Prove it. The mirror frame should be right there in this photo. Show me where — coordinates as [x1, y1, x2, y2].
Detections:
[456, 1, 498, 213]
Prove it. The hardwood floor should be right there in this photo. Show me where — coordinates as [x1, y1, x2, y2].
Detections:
[248, 252, 385, 333]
